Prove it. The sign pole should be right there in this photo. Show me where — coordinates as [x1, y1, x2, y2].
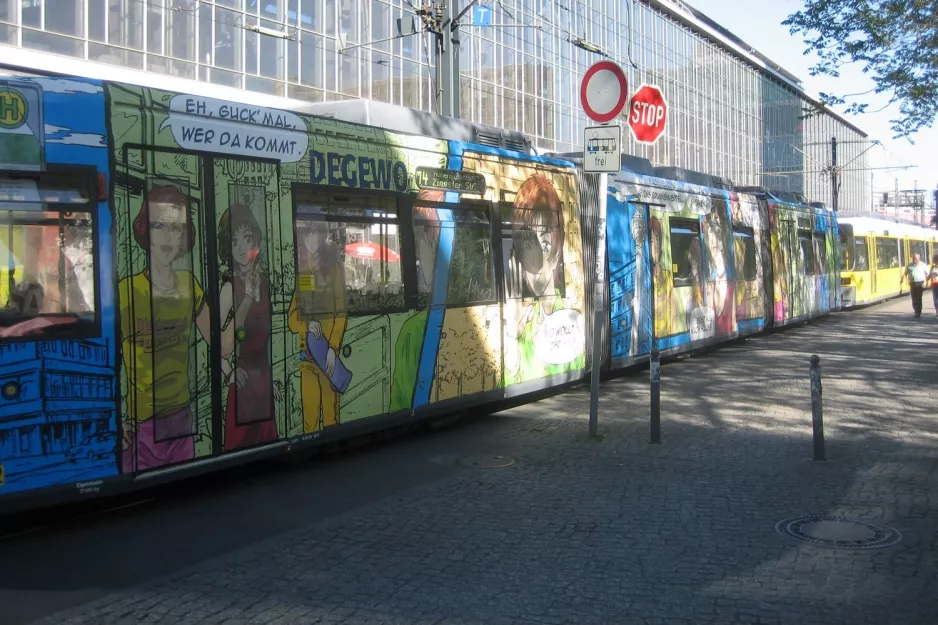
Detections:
[580, 59, 626, 440]
[588, 171, 608, 439]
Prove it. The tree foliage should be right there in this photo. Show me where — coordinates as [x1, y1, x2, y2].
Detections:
[783, 1, 938, 139]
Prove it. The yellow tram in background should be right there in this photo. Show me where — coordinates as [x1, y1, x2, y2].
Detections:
[838, 211, 938, 308]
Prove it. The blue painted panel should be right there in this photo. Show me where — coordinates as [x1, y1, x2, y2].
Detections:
[0, 76, 117, 496]
[606, 195, 653, 361]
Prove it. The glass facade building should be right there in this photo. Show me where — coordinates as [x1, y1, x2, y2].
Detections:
[0, 0, 870, 210]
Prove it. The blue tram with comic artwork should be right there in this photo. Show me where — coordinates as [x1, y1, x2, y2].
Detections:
[1, 62, 841, 515]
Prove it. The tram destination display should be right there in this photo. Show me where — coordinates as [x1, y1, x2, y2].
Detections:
[415, 166, 487, 195]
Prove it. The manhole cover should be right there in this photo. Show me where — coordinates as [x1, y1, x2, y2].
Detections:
[775, 515, 902, 549]
[457, 454, 516, 468]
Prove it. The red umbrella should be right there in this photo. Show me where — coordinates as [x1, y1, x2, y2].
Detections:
[344, 241, 401, 262]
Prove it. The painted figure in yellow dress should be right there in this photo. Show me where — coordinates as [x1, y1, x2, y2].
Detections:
[288, 219, 347, 433]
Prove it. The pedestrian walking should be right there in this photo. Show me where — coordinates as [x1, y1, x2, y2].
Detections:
[901, 253, 929, 317]
[927, 254, 938, 318]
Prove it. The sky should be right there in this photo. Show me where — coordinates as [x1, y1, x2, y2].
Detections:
[686, 0, 935, 204]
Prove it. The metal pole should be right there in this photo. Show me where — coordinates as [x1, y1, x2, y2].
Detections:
[646, 203, 660, 444]
[588, 172, 608, 439]
[830, 136, 838, 212]
[438, 2, 454, 117]
[809, 354, 825, 461]
[650, 347, 660, 444]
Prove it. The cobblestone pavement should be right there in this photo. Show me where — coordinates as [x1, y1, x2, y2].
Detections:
[21, 299, 938, 625]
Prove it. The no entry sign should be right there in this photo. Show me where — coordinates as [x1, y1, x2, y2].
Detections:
[628, 84, 668, 145]
[580, 61, 628, 124]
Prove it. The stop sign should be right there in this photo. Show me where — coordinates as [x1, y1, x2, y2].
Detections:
[628, 84, 668, 145]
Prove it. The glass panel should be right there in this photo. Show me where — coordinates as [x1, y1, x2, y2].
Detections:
[446, 220, 496, 306]
[22, 0, 39, 28]
[300, 31, 323, 87]
[199, 5, 212, 65]
[260, 18, 284, 79]
[0, 209, 96, 339]
[245, 75, 284, 96]
[294, 192, 402, 313]
[109, 0, 143, 50]
[669, 218, 701, 289]
[89, 41, 144, 69]
[733, 230, 757, 280]
[46, 0, 84, 38]
[0, 0, 18, 23]
[215, 8, 242, 72]
[799, 233, 814, 275]
[22, 28, 83, 57]
[813, 234, 828, 274]
[88, 0, 105, 42]
[0, 23, 15, 44]
[165, 4, 197, 62]
[146, 4, 163, 55]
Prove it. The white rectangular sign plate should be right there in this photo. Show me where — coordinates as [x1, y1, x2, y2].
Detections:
[583, 125, 621, 173]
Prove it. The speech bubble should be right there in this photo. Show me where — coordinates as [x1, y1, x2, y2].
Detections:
[688, 306, 715, 341]
[158, 94, 308, 163]
[534, 307, 586, 366]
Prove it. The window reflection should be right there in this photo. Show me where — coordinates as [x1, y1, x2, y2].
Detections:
[0, 209, 96, 339]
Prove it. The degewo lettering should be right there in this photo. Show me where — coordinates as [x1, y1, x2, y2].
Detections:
[161, 94, 308, 163]
[310, 149, 410, 192]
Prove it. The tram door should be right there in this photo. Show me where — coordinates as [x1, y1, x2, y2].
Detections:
[120, 148, 222, 474]
[778, 218, 796, 321]
[209, 157, 286, 452]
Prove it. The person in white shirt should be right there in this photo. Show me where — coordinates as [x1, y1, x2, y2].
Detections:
[901, 253, 929, 317]
[927, 254, 938, 318]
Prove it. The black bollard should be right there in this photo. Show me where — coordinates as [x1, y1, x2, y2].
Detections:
[650, 347, 661, 444]
[809, 354, 825, 461]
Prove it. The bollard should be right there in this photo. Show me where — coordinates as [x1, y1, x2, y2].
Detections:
[809, 354, 825, 461]
[650, 347, 661, 444]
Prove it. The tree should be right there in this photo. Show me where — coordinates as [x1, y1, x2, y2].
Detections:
[783, 1, 938, 139]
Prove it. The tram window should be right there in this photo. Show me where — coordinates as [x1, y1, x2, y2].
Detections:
[414, 206, 496, 307]
[732, 227, 757, 280]
[813, 234, 828, 275]
[853, 238, 869, 271]
[798, 232, 815, 275]
[0, 209, 96, 339]
[839, 232, 853, 271]
[875, 237, 900, 269]
[669, 218, 702, 289]
[293, 191, 404, 314]
[500, 191, 566, 300]
[910, 240, 927, 261]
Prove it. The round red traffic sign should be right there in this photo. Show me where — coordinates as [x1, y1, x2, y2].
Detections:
[628, 84, 668, 145]
[580, 61, 628, 123]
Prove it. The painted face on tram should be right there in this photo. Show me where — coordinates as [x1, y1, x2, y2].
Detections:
[231, 224, 259, 269]
[149, 202, 188, 268]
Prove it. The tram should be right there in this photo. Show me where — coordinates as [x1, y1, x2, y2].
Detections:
[0, 64, 845, 514]
[837, 212, 938, 308]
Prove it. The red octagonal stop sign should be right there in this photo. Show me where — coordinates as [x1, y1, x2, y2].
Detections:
[628, 84, 668, 145]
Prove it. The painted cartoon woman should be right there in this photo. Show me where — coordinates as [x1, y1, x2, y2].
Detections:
[704, 200, 734, 334]
[649, 216, 673, 337]
[771, 233, 788, 322]
[288, 216, 348, 433]
[505, 173, 579, 383]
[217, 204, 280, 451]
[119, 185, 228, 472]
[389, 189, 444, 413]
